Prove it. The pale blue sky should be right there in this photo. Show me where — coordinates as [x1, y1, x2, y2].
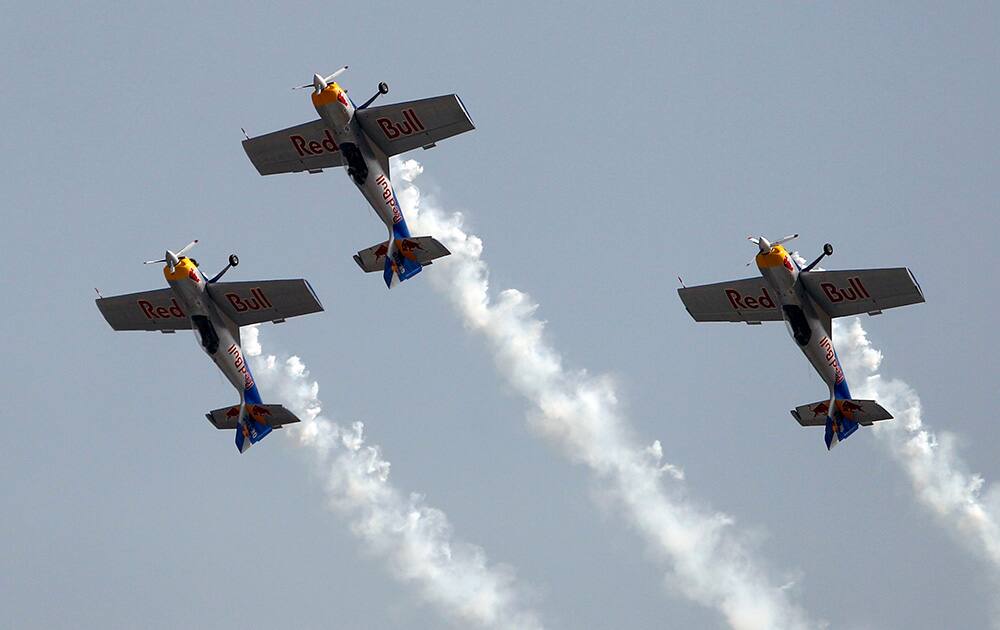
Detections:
[2, 2, 998, 628]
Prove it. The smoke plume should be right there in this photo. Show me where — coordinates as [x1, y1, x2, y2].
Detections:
[835, 318, 1000, 568]
[243, 326, 544, 630]
[398, 159, 816, 630]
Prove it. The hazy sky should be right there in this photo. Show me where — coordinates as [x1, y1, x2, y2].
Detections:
[3, 2, 999, 629]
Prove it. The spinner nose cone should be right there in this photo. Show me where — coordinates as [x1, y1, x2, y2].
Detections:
[757, 237, 772, 254]
[313, 73, 327, 93]
[165, 250, 180, 271]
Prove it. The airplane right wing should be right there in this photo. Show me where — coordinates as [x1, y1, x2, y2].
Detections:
[799, 268, 924, 318]
[356, 95, 474, 158]
[208, 279, 324, 326]
[678, 277, 783, 323]
[243, 119, 344, 175]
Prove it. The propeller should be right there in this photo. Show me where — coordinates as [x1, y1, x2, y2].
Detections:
[144, 239, 198, 272]
[745, 234, 798, 265]
[295, 65, 349, 94]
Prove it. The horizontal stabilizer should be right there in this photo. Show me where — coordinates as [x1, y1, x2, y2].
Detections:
[205, 404, 301, 431]
[790, 399, 893, 427]
[353, 236, 451, 273]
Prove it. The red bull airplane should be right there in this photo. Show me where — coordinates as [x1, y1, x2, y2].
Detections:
[95, 241, 324, 453]
[242, 66, 475, 288]
[678, 235, 925, 449]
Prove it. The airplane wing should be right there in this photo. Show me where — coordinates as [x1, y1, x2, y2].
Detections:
[96, 288, 192, 332]
[677, 277, 783, 323]
[208, 279, 324, 326]
[799, 268, 924, 318]
[243, 119, 344, 175]
[356, 95, 474, 158]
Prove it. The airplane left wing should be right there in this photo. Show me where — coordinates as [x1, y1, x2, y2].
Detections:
[243, 119, 344, 175]
[799, 268, 924, 318]
[678, 277, 783, 323]
[208, 279, 324, 326]
[356, 95, 474, 158]
[96, 288, 192, 332]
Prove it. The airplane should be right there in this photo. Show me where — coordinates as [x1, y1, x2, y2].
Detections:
[242, 66, 475, 288]
[95, 240, 324, 453]
[677, 235, 925, 449]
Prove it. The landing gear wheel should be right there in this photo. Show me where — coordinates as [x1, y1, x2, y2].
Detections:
[823, 243, 833, 256]
[378, 82, 389, 95]
[229, 254, 240, 267]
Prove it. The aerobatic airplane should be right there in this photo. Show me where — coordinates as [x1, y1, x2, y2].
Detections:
[242, 66, 475, 288]
[95, 240, 324, 453]
[678, 235, 925, 449]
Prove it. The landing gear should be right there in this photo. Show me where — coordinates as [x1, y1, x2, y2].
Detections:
[229, 254, 240, 267]
[360, 82, 390, 109]
[802, 243, 834, 273]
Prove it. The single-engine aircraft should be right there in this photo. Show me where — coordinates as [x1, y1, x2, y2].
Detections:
[95, 240, 324, 453]
[677, 235, 925, 449]
[242, 66, 475, 288]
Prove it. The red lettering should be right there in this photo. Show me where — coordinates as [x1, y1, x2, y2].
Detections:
[821, 282, 842, 303]
[726, 289, 745, 309]
[169, 300, 184, 317]
[253, 288, 272, 308]
[744, 296, 758, 308]
[405, 109, 425, 132]
[852, 277, 871, 299]
[378, 118, 399, 139]
[322, 129, 338, 152]
[291, 135, 309, 156]
[226, 293, 247, 312]
[155, 306, 169, 318]
[139, 300, 156, 319]
[759, 288, 775, 309]
[308, 140, 322, 154]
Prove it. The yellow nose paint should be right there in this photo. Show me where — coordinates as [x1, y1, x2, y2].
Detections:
[164, 257, 199, 282]
[312, 82, 347, 107]
[756, 244, 790, 269]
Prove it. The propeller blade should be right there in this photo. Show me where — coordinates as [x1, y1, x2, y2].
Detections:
[773, 233, 799, 246]
[747, 235, 760, 244]
[293, 83, 312, 90]
[324, 65, 348, 83]
[143, 259, 166, 265]
[176, 239, 199, 257]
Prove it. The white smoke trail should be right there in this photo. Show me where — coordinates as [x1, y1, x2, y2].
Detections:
[835, 318, 1000, 568]
[242, 326, 544, 630]
[398, 159, 816, 630]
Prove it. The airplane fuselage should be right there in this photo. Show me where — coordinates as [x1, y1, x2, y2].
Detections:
[755, 245, 851, 401]
[311, 83, 413, 242]
[162, 258, 262, 405]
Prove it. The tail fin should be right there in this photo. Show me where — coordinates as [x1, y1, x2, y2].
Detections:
[205, 403, 301, 454]
[789, 398, 892, 450]
[353, 236, 451, 288]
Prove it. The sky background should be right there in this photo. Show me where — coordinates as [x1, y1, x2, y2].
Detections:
[2, 2, 998, 628]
